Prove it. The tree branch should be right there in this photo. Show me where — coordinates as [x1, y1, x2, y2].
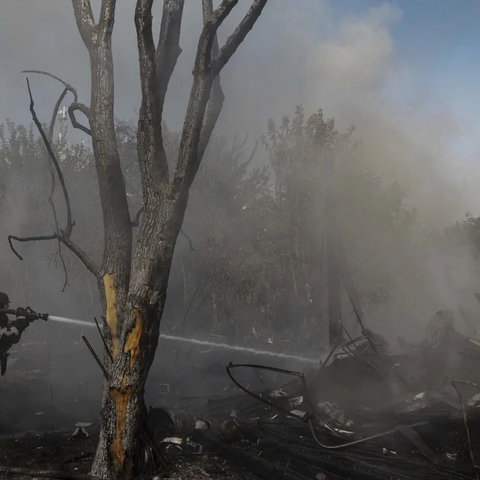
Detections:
[8, 233, 99, 277]
[60, 235, 100, 276]
[23, 70, 92, 136]
[46, 87, 70, 291]
[194, 0, 225, 177]
[22, 74, 91, 285]
[212, 0, 268, 77]
[71, 0, 97, 48]
[155, 0, 185, 112]
[210, 0, 240, 31]
[69, 103, 92, 136]
[73, 0, 132, 289]
[8, 79, 100, 278]
[44, 240, 70, 292]
[195, 0, 239, 75]
[173, 0, 267, 191]
[58, 242, 69, 291]
[9, 234, 57, 258]
[27, 78, 73, 235]
[99, 0, 117, 38]
[134, 0, 173, 202]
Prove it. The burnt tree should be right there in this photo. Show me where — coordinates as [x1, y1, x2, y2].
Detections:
[9, 0, 269, 478]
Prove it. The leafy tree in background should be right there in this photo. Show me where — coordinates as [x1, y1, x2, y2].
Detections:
[168, 105, 417, 343]
[442, 212, 480, 260]
[1, 105, 418, 344]
[261, 106, 416, 336]
[0, 120, 99, 312]
[2, 95, 418, 479]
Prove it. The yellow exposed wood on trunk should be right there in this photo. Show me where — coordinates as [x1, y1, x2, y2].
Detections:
[110, 378, 133, 474]
[124, 309, 143, 370]
[103, 273, 118, 358]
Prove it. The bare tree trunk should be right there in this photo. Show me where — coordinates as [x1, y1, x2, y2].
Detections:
[13, 1, 269, 478]
[90, 1, 268, 479]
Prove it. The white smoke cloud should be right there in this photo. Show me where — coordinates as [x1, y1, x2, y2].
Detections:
[307, 3, 402, 96]
[0, 0, 479, 341]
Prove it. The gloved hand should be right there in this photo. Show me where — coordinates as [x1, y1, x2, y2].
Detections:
[14, 317, 30, 331]
[15, 307, 27, 318]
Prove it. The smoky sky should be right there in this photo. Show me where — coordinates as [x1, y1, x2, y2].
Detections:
[0, 0, 477, 225]
[0, 1, 307, 133]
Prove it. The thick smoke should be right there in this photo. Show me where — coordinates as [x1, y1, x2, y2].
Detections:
[0, 1, 478, 398]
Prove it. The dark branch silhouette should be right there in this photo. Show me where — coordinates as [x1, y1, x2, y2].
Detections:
[26, 78, 73, 234]
[22, 70, 92, 136]
[7, 79, 99, 278]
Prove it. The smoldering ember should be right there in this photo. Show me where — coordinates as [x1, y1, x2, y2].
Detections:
[2, 1, 480, 480]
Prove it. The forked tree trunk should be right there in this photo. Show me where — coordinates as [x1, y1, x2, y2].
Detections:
[10, 1, 267, 475]
[92, 278, 168, 480]
[92, 208, 184, 479]
[68, 1, 269, 479]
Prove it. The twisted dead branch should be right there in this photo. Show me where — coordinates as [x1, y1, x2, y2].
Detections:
[8, 78, 99, 278]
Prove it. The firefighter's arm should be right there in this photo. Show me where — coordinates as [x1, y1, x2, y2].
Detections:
[0, 325, 22, 345]
[13, 308, 31, 333]
[12, 317, 30, 335]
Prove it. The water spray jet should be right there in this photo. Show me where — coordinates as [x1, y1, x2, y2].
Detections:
[47, 315, 97, 328]
[42, 315, 321, 364]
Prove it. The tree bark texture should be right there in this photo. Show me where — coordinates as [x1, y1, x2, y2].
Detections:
[67, 1, 269, 479]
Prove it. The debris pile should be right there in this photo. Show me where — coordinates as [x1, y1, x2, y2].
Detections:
[152, 309, 480, 479]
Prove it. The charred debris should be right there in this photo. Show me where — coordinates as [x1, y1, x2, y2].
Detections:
[147, 308, 480, 480]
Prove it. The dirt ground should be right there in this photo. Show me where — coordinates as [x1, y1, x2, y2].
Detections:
[0, 431, 259, 480]
[0, 431, 95, 479]
[0, 338, 267, 480]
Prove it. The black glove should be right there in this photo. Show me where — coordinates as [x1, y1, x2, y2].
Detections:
[14, 317, 30, 331]
[15, 307, 28, 318]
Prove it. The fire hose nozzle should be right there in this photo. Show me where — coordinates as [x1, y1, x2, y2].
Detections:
[0, 308, 48, 321]
[25, 307, 49, 321]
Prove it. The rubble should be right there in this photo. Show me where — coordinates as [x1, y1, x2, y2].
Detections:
[4, 307, 480, 479]
[68, 422, 94, 440]
[150, 309, 480, 479]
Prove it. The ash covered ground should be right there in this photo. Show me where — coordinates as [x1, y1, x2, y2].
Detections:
[3, 311, 480, 480]
[0, 320, 316, 479]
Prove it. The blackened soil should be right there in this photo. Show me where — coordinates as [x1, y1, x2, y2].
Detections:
[0, 432, 96, 478]
[0, 431, 259, 480]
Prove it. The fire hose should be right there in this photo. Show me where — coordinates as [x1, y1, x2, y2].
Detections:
[0, 307, 49, 321]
